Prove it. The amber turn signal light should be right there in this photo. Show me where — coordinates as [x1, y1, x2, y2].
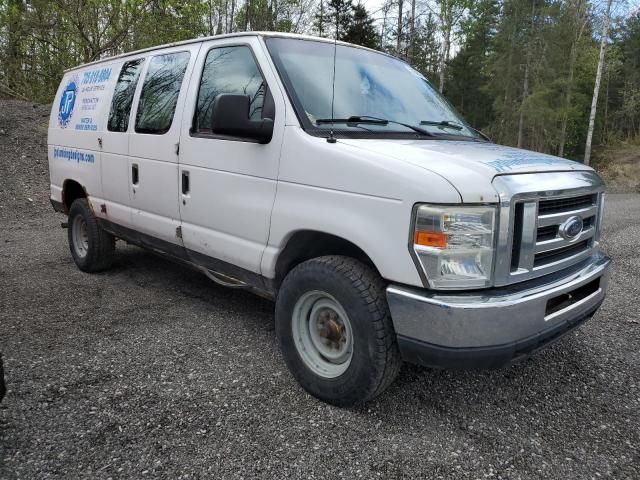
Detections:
[414, 231, 448, 248]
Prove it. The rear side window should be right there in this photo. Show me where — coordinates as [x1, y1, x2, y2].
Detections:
[135, 52, 190, 135]
[108, 59, 144, 132]
[194, 46, 266, 133]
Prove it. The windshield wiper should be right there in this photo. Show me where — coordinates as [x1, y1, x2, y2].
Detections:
[316, 116, 435, 136]
[420, 120, 491, 141]
[419, 119, 465, 131]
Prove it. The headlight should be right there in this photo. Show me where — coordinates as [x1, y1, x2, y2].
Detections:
[412, 205, 497, 289]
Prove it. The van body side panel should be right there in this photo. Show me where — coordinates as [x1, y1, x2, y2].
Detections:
[177, 37, 286, 275]
[99, 58, 147, 229]
[262, 127, 462, 288]
[126, 44, 202, 247]
[48, 63, 120, 210]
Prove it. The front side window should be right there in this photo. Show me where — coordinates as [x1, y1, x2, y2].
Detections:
[108, 58, 144, 132]
[135, 51, 190, 135]
[266, 38, 477, 139]
[194, 46, 266, 133]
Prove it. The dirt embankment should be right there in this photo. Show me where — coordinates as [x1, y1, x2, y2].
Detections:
[0, 100, 51, 222]
[593, 141, 640, 193]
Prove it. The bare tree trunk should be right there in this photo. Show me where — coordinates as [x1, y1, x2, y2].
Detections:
[409, 0, 416, 61]
[584, 0, 613, 166]
[245, 0, 250, 31]
[396, 0, 403, 54]
[380, 1, 391, 50]
[230, 0, 236, 33]
[517, 62, 530, 148]
[272, 0, 278, 30]
[223, 0, 229, 33]
[209, 0, 214, 35]
[603, 68, 610, 143]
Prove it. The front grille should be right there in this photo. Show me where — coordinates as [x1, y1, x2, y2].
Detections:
[536, 225, 558, 242]
[493, 171, 604, 287]
[507, 191, 601, 280]
[538, 194, 597, 215]
[534, 240, 591, 267]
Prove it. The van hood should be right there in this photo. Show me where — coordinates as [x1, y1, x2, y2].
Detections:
[338, 139, 593, 203]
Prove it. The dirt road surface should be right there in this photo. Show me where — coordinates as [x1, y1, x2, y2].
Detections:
[1, 100, 639, 479]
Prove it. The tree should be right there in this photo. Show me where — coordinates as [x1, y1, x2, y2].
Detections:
[314, 0, 327, 36]
[396, 0, 403, 53]
[408, 0, 416, 60]
[326, 0, 354, 39]
[343, 4, 377, 48]
[430, 0, 472, 93]
[557, 0, 590, 157]
[617, 12, 640, 138]
[1, 0, 638, 160]
[409, 13, 441, 81]
[446, 0, 498, 129]
[584, 0, 613, 165]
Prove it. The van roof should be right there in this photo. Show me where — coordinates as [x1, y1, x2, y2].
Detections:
[64, 32, 393, 73]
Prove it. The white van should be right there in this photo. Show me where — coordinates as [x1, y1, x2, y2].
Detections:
[48, 32, 611, 406]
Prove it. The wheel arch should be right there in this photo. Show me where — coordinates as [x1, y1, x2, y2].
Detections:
[61, 179, 88, 214]
[274, 230, 382, 287]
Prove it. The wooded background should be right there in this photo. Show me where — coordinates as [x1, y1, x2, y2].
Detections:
[1, 0, 639, 163]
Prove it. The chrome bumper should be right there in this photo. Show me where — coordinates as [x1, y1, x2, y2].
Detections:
[387, 253, 611, 369]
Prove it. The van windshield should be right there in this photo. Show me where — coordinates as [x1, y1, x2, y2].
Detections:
[265, 38, 477, 139]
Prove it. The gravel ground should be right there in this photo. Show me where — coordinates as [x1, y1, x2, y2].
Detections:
[0, 100, 639, 479]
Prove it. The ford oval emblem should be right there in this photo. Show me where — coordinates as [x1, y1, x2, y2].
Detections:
[559, 216, 584, 240]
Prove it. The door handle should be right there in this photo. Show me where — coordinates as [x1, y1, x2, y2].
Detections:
[132, 164, 139, 185]
[181, 171, 190, 195]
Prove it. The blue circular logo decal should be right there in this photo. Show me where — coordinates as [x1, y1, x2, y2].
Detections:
[58, 78, 78, 128]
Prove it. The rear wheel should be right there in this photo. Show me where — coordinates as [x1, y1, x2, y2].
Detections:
[276, 256, 401, 406]
[67, 198, 115, 272]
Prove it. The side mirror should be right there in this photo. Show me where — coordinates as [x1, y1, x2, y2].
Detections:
[210, 94, 274, 144]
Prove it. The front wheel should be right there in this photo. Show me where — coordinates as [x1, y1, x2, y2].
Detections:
[67, 198, 115, 272]
[275, 256, 401, 406]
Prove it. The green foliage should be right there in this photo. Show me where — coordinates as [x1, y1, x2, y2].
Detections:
[327, 0, 354, 39]
[0, 0, 637, 155]
[343, 4, 378, 49]
[446, 0, 499, 129]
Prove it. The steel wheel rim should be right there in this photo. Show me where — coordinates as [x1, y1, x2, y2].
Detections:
[72, 215, 89, 258]
[292, 291, 354, 378]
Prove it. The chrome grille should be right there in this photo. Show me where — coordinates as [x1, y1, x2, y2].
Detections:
[493, 171, 605, 287]
[537, 194, 597, 214]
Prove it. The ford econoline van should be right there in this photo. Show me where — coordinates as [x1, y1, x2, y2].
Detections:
[48, 32, 611, 406]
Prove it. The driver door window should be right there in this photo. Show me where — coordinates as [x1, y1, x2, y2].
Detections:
[193, 46, 267, 135]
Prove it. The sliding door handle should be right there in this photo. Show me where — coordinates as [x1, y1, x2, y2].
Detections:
[131, 164, 139, 185]
[181, 171, 190, 195]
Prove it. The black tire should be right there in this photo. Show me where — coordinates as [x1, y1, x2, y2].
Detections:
[275, 255, 402, 406]
[67, 198, 115, 272]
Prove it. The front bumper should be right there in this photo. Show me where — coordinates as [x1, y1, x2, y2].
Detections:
[387, 253, 611, 369]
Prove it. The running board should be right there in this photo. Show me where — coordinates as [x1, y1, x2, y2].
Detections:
[199, 267, 249, 289]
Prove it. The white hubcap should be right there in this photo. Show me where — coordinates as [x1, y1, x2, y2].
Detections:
[72, 215, 89, 258]
[292, 291, 354, 378]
